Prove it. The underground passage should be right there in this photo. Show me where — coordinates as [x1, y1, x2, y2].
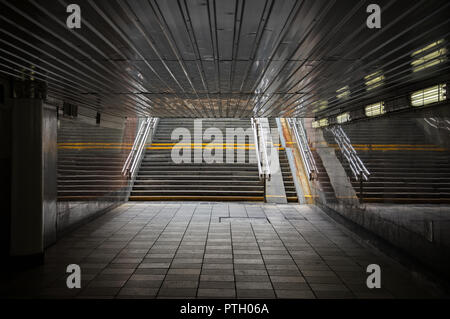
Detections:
[0, 0, 449, 307]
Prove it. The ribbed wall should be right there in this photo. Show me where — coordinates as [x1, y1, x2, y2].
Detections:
[56, 117, 136, 234]
[324, 116, 450, 203]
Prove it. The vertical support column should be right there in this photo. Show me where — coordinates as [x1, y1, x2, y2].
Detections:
[10, 79, 48, 266]
[0, 77, 12, 264]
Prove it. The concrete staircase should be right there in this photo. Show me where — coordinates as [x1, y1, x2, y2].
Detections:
[324, 116, 450, 203]
[57, 118, 130, 200]
[311, 150, 337, 203]
[268, 118, 298, 202]
[278, 149, 298, 202]
[130, 118, 264, 201]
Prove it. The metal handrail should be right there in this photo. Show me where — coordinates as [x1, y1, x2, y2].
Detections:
[297, 119, 318, 177]
[122, 117, 156, 178]
[122, 119, 146, 175]
[130, 118, 152, 177]
[251, 118, 263, 180]
[424, 117, 450, 132]
[251, 118, 271, 181]
[288, 118, 318, 180]
[329, 125, 370, 181]
[258, 119, 271, 181]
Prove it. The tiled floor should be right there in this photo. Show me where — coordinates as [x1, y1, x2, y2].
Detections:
[0, 202, 441, 299]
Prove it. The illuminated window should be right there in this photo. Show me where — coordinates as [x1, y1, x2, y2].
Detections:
[336, 112, 350, 124]
[411, 84, 447, 107]
[336, 86, 350, 100]
[312, 121, 320, 128]
[319, 118, 329, 127]
[312, 100, 328, 113]
[365, 102, 385, 117]
[412, 40, 444, 56]
[364, 71, 385, 91]
[411, 39, 447, 72]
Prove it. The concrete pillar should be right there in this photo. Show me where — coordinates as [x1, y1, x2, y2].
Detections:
[9, 79, 49, 266]
[0, 77, 12, 264]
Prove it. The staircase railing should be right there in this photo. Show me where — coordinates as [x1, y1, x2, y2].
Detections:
[424, 117, 450, 132]
[287, 118, 318, 180]
[251, 118, 271, 181]
[122, 117, 158, 179]
[251, 118, 263, 180]
[259, 120, 272, 181]
[328, 125, 370, 181]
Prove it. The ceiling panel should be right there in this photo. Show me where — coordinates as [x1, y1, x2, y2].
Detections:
[0, 0, 448, 118]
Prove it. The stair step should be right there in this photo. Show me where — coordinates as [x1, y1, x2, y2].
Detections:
[128, 119, 263, 201]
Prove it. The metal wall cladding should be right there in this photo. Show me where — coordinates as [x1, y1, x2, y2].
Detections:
[55, 116, 135, 237]
[1, 0, 449, 118]
[43, 106, 58, 247]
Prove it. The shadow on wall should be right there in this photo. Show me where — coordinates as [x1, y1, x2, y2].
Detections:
[55, 116, 137, 238]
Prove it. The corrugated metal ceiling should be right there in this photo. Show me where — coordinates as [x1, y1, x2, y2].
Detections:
[0, 0, 448, 118]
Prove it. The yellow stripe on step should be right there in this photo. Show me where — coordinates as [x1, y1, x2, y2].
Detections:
[129, 195, 264, 201]
[147, 146, 256, 150]
[151, 143, 255, 146]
